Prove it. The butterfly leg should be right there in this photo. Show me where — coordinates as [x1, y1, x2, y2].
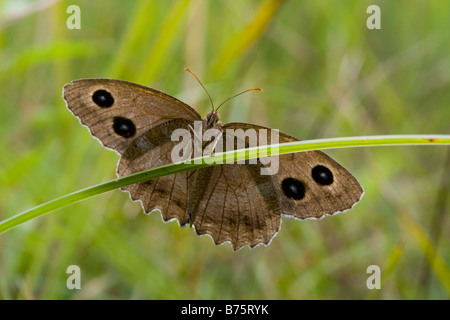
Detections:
[188, 124, 203, 160]
[205, 131, 222, 156]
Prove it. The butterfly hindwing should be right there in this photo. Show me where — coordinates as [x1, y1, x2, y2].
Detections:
[118, 118, 196, 226]
[188, 163, 281, 250]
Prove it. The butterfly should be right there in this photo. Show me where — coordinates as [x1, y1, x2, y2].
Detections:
[63, 75, 363, 250]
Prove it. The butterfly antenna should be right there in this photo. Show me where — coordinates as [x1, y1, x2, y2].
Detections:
[184, 68, 215, 112]
[215, 88, 263, 112]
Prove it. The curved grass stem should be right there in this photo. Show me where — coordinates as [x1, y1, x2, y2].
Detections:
[1, 134, 449, 234]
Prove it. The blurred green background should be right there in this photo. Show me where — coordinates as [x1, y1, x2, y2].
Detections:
[1, 0, 449, 299]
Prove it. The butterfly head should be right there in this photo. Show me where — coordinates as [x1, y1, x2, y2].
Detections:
[204, 110, 222, 129]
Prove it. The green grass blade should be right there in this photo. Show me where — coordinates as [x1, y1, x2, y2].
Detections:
[0, 134, 449, 234]
[399, 211, 450, 296]
[135, 0, 191, 84]
[211, 0, 282, 76]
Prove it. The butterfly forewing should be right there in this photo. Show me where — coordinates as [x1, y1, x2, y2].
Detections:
[222, 123, 364, 220]
[63, 79, 201, 154]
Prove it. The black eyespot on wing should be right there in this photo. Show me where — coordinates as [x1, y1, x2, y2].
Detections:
[92, 90, 114, 108]
[281, 178, 305, 200]
[113, 117, 136, 138]
[312, 165, 333, 185]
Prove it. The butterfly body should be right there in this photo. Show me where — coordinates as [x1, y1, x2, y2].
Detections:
[63, 78, 363, 250]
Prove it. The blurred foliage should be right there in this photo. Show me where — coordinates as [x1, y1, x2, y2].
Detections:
[0, 0, 449, 299]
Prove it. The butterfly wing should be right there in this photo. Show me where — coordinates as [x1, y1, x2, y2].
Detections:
[224, 123, 364, 220]
[118, 118, 196, 226]
[188, 163, 281, 250]
[63, 78, 201, 154]
[63, 79, 202, 225]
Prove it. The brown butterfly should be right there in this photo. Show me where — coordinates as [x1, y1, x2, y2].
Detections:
[63, 76, 363, 250]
